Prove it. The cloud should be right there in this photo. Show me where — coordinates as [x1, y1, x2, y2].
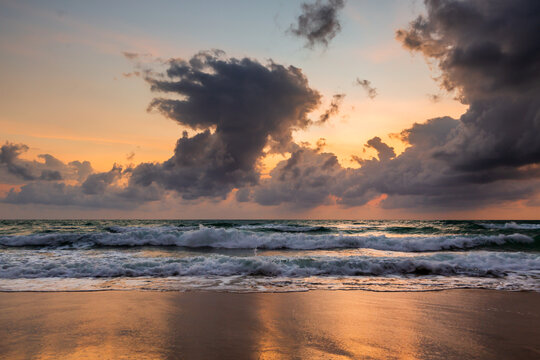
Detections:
[427, 94, 442, 103]
[129, 50, 321, 199]
[0, 142, 35, 181]
[289, 0, 346, 48]
[2, 179, 163, 209]
[0, 140, 162, 208]
[0, 51, 322, 208]
[395, 0, 540, 171]
[122, 52, 140, 60]
[355, 78, 377, 99]
[252, 144, 343, 208]
[0, 142, 92, 183]
[246, 0, 540, 210]
[317, 93, 345, 124]
[3, 0, 540, 213]
[365, 137, 395, 162]
[338, 0, 540, 209]
[2, 159, 163, 208]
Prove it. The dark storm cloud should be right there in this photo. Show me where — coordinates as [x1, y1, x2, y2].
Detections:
[289, 0, 346, 48]
[130, 51, 321, 199]
[1, 51, 322, 208]
[250, 0, 540, 210]
[338, 0, 540, 209]
[395, 0, 540, 170]
[355, 78, 377, 99]
[4, 0, 540, 212]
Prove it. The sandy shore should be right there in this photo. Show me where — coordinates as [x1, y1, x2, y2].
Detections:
[1, 289, 539, 359]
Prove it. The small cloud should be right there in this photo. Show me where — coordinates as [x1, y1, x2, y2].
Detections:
[427, 93, 442, 102]
[288, 0, 346, 48]
[317, 93, 345, 124]
[315, 138, 326, 152]
[355, 78, 377, 99]
[122, 71, 141, 78]
[122, 52, 140, 60]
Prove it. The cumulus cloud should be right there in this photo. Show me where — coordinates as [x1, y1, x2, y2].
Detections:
[1, 160, 163, 208]
[355, 78, 377, 99]
[3, 0, 540, 213]
[0, 143, 35, 181]
[1, 51, 322, 208]
[0, 142, 92, 184]
[346, 0, 540, 208]
[129, 50, 321, 200]
[252, 144, 343, 208]
[0, 141, 162, 208]
[395, 0, 540, 169]
[248, 0, 540, 210]
[289, 0, 346, 48]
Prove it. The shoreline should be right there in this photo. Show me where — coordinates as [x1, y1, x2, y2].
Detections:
[0, 287, 539, 293]
[1, 289, 539, 359]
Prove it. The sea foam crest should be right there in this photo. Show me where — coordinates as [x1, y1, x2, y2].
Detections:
[0, 226, 534, 251]
[0, 251, 538, 279]
[479, 222, 540, 230]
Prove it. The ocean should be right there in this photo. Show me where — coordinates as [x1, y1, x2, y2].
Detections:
[0, 220, 539, 292]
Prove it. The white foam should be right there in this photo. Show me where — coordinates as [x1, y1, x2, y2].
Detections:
[1, 274, 538, 292]
[0, 226, 534, 252]
[480, 222, 540, 230]
[1, 250, 538, 279]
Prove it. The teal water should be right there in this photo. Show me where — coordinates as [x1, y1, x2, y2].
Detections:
[0, 220, 539, 292]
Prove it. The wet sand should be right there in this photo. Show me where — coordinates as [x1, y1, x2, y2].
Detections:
[1, 289, 539, 359]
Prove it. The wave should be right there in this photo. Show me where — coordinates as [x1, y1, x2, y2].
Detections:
[238, 224, 332, 233]
[0, 226, 534, 252]
[479, 222, 540, 230]
[1, 251, 538, 279]
[3, 273, 539, 292]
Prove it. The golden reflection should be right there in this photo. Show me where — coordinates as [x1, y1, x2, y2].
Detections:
[1, 290, 539, 359]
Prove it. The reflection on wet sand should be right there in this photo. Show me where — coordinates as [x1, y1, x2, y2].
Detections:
[1, 290, 539, 359]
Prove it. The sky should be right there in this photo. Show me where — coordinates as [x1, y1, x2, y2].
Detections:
[0, 0, 538, 219]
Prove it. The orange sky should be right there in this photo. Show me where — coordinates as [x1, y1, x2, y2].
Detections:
[0, 0, 538, 219]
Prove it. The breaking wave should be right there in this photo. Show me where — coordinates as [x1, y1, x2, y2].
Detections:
[0, 226, 534, 252]
[1, 251, 538, 279]
[479, 222, 540, 230]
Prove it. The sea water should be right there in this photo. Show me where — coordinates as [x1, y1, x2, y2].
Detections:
[0, 220, 539, 292]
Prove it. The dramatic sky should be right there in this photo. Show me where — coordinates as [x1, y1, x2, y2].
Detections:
[1, 0, 539, 219]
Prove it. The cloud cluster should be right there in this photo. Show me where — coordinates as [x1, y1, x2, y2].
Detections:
[2, 0, 539, 213]
[396, 0, 540, 171]
[289, 0, 346, 48]
[0, 141, 161, 208]
[250, 144, 343, 208]
[128, 50, 321, 199]
[0, 52, 332, 209]
[249, 0, 540, 210]
[0, 142, 92, 183]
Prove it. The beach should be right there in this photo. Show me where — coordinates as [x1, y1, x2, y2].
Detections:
[1, 289, 539, 359]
